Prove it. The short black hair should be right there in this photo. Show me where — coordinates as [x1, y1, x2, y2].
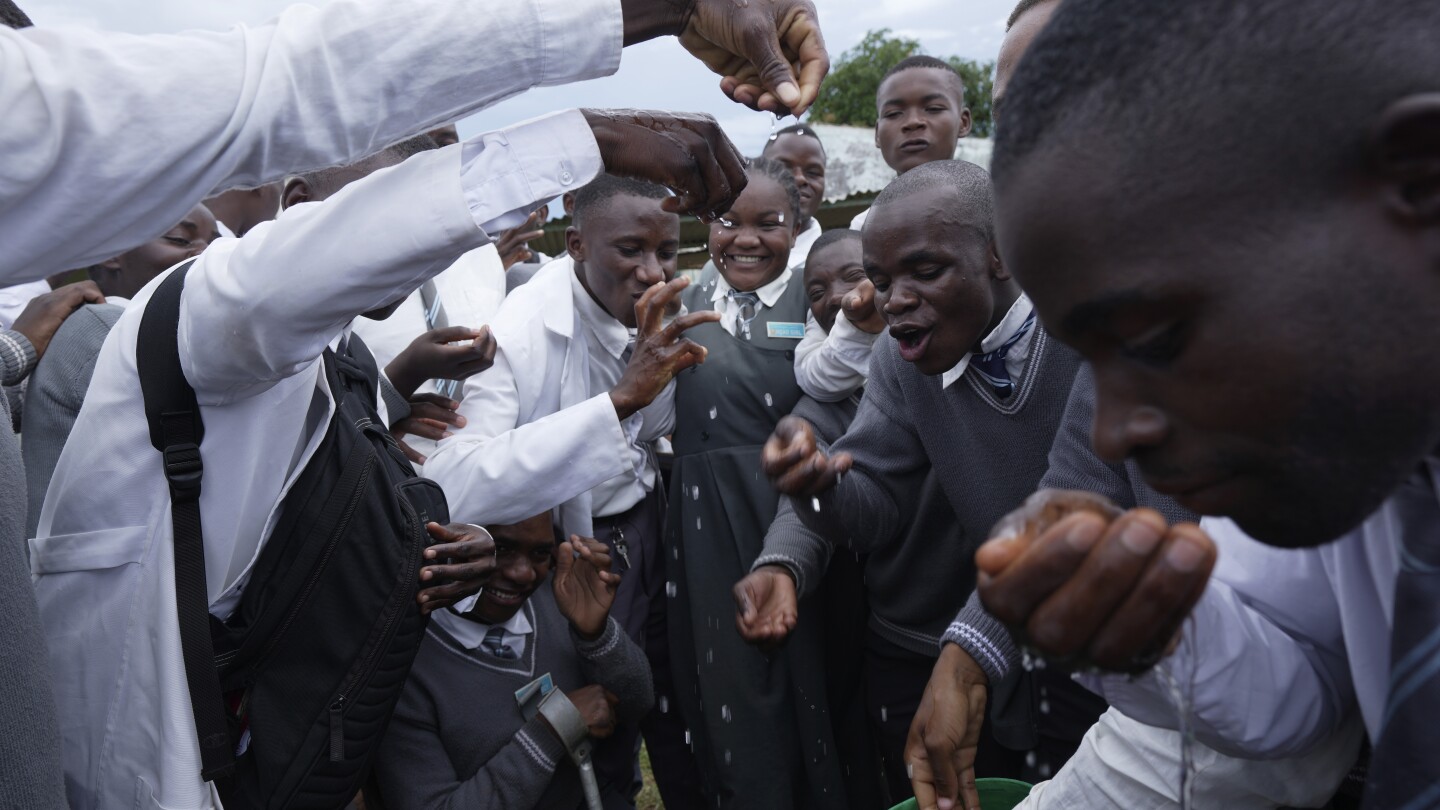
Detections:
[0, 0, 32, 28]
[1006, 0, 1058, 31]
[295, 133, 438, 199]
[880, 55, 967, 105]
[572, 174, 670, 228]
[763, 123, 826, 157]
[991, 0, 1440, 208]
[803, 229, 862, 280]
[745, 156, 803, 226]
[870, 160, 994, 244]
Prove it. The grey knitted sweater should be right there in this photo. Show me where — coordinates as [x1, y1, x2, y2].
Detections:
[789, 329, 1082, 662]
[371, 583, 653, 810]
[0, 326, 67, 808]
[22, 303, 124, 536]
[942, 363, 1199, 682]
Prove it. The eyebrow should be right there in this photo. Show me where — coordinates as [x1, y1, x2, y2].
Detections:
[1062, 289, 1160, 336]
[881, 93, 952, 108]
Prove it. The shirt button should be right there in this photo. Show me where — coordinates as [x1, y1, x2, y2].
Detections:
[559, 170, 574, 185]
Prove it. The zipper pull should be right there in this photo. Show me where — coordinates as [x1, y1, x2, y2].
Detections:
[329, 697, 346, 762]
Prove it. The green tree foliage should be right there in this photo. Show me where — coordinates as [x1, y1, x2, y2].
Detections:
[808, 29, 995, 138]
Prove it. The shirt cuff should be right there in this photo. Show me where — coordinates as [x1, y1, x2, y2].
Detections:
[531, 0, 624, 88]
[0, 330, 37, 386]
[459, 109, 602, 235]
[830, 311, 882, 358]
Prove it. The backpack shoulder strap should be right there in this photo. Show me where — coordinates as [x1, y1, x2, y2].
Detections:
[135, 259, 235, 782]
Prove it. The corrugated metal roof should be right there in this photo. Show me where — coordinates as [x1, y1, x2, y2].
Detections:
[808, 124, 993, 202]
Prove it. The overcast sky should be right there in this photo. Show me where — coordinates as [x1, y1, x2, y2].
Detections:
[29, 0, 1014, 154]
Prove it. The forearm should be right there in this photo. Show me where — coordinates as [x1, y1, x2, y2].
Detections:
[575, 618, 654, 723]
[790, 465, 903, 553]
[793, 313, 876, 402]
[379, 714, 568, 810]
[0, 0, 623, 282]
[752, 498, 832, 597]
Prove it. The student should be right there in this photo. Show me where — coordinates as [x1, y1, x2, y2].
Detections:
[761, 160, 1107, 802]
[761, 124, 827, 271]
[204, 183, 280, 237]
[424, 175, 715, 807]
[22, 204, 219, 534]
[968, 0, 1440, 806]
[0, 0, 827, 284]
[665, 158, 845, 808]
[372, 513, 653, 810]
[849, 56, 973, 230]
[30, 107, 746, 810]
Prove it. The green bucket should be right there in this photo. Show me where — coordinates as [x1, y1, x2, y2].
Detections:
[888, 778, 1033, 810]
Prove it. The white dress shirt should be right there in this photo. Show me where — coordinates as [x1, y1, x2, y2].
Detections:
[0, 0, 622, 283]
[788, 218, 823, 273]
[0, 279, 49, 330]
[709, 266, 799, 338]
[424, 256, 673, 541]
[433, 605, 534, 659]
[941, 294, 1035, 389]
[1084, 456, 1439, 759]
[792, 311, 881, 402]
[30, 109, 604, 810]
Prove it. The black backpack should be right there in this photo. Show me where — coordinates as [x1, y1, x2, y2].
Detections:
[136, 261, 449, 808]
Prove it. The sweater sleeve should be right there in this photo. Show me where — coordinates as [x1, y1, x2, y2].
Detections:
[572, 617, 654, 724]
[789, 344, 929, 553]
[374, 679, 571, 810]
[752, 496, 833, 598]
[0, 329, 36, 386]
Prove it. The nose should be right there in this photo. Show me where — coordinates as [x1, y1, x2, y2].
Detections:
[733, 225, 763, 249]
[500, 555, 538, 589]
[1090, 371, 1170, 463]
[880, 279, 917, 316]
[635, 253, 665, 286]
[790, 167, 810, 193]
[902, 108, 926, 132]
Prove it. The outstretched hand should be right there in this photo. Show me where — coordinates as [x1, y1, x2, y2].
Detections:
[581, 109, 748, 222]
[733, 565, 799, 651]
[906, 645, 988, 810]
[682, 0, 828, 115]
[417, 522, 497, 614]
[975, 489, 1217, 672]
[762, 415, 852, 497]
[609, 277, 720, 419]
[495, 207, 547, 269]
[553, 536, 621, 640]
[385, 325, 497, 399]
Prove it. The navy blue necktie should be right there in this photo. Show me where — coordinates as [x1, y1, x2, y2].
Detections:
[480, 626, 518, 660]
[969, 310, 1036, 397]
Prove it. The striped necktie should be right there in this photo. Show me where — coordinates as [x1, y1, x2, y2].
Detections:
[419, 279, 460, 400]
[1364, 465, 1440, 809]
[969, 310, 1036, 397]
[480, 626, 518, 660]
[727, 289, 761, 340]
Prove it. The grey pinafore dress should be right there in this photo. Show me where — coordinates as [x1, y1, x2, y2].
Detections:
[663, 276, 851, 809]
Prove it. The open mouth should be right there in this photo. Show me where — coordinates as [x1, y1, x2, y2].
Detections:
[890, 323, 933, 362]
[726, 254, 771, 268]
[484, 586, 527, 607]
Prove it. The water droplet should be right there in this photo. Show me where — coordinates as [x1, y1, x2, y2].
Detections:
[696, 517, 703, 530]
[724, 749, 732, 764]
[880, 706, 888, 723]
[764, 393, 774, 406]
[659, 696, 669, 713]
[811, 497, 821, 513]
[708, 406, 718, 420]
[1039, 699, 1051, 714]
[685, 729, 691, 745]
[1039, 762, 1052, 778]
[673, 547, 679, 559]
[1025, 751, 1037, 768]
[707, 648, 714, 664]
[691, 485, 700, 500]
[721, 705, 732, 722]
[666, 581, 677, 598]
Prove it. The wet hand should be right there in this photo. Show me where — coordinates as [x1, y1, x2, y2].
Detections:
[417, 522, 497, 614]
[733, 565, 799, 651]
[495, 207, 547, 269]
[762, 415, 852, 497]
[842, 279, 886, 334]
[391, 393, 465, 464]
[561, 685, 620, 740]
[11, 280, 105, 360]
[580, 109, 748, 222]
[907, 644, 987, 810]
[609, 277, 720, 419]
[682, 0, 828, 115]
[385, 325, 496, 399]
[553, 536, 621, 640]
[975, 489, 1217, 672]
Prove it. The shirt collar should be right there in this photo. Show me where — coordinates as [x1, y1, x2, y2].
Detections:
[788, 220, 824, 271]
[710, 265, 794, 309]
[941, 294, 1035, 389]
[433, 602, 534, 650]
[570, 265, 633, 360]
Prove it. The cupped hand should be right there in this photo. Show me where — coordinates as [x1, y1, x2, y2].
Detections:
[385, 325, 496, 399]
[906, 644, 987, 810]
[761, 415, 852, 497]
[609, 277, 720, 419]
[391, 392, 465, 464]
[553, 535, 621, 640]
[417, 522, 497, 614]
[563, 684, 620, 739]
[733, 565, 799, 651]
[682, 0, 829, 115]
[975, 489, 1218, 672]
[581, 109, 748, 222]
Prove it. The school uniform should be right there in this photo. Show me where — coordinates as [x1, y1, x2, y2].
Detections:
[0, 0, 623, 284]
[666, 268, 848, 809]
[372, 585, 653, 810]
[424, 255, 704, 807]
[30, 112, 602, 810]
[788, 217, 823, 272]
[0, 279, 49, 329]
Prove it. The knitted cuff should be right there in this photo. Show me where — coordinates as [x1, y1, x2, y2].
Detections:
[750, 554, 806, 596]
[571, 616, 623, 660]
[941, 593, 1020, 684]
[0, 330, 37, 386]
[519, 712, 569, 770]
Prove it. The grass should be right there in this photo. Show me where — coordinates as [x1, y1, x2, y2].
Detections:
[637, 743, 665, 810]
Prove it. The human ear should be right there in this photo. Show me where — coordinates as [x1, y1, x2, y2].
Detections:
[1370, 93, 1440, 222]
[280, 177, 311, 211]
[565, 226, 584, 262]
[957, 106, 974, 139]
[988, 241, 1010, 281]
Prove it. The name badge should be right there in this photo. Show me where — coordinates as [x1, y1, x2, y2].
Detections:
[767, 322, 806, 340]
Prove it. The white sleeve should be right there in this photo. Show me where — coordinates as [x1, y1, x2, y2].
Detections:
[422, 348, 635, 527]
[1084, 518, 1354, 759]
[793, 311, 879, 401]
[0, 0, 621, 283]
[177, 110, 602, 404]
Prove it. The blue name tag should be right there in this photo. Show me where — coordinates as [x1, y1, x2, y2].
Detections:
[767, 322, 806, 339]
